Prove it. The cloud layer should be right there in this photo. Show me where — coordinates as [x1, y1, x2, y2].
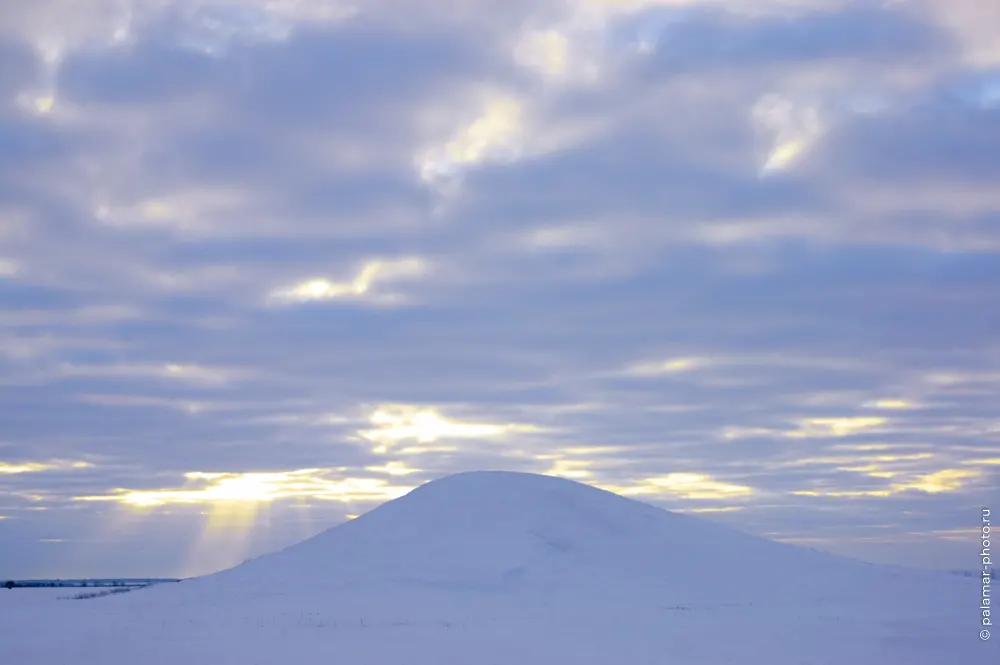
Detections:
[2, 0, 999, 577]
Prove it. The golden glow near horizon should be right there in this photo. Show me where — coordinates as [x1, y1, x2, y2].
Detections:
[793, 468, 981, 497]
[0, 460, 91, 474]
[756, 451, 942, 491]
[364, 461, 421, 476]
[541, 458, 597, 480]
[770, 452, 935, 470]
[73, 468, 416, 580]
[75, 470, 414, 511]
[776, 526, 984, 547]
[613, 473, 755, 500]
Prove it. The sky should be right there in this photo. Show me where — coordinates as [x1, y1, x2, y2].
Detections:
[0, 0, 999, 579]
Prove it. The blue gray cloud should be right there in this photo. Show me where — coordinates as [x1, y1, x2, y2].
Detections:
[1, 0, 999, 578]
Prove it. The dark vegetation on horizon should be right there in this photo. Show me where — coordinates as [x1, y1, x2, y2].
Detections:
[4, 578, 181, 590]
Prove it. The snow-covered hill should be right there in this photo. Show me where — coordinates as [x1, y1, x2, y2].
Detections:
[2, 471, 989, 664]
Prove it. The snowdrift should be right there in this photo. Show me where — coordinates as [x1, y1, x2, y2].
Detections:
[2, 471, 986, 664]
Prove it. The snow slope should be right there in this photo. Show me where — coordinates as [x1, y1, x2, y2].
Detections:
[2, 471, 991, 664]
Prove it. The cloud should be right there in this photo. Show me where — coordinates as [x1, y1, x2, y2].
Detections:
[53, 362, 251, 386]
[268, 258, 429, 305]
[864, 399, 915, 410]
[752, 93, 825, 174]
[0, 460, 92, 475]
[75, 468, 412, 509]
[613, 473, 756, 500]
[419, 95, 525, 185]
[785, 417, 888, 438]
[3, 0, 1000, 578]
[356, 405, 542, 454]
[915, 0, 1000, 67]
[792, 468, 983, 497]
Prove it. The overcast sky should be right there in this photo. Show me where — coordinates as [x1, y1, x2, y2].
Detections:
[1, 0, 998, 579]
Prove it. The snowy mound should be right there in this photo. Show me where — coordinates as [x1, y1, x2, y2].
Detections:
[5, 472, 981, 665]
[199, 471, 890, 605]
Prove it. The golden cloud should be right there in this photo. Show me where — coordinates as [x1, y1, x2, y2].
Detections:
[75, 469, 414, 509]
[0, 460, 91, 474]
[611, 472, 755, 500]
[357, 405, 540, 453]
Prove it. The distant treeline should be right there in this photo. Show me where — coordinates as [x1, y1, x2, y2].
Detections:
[63, 586, 141, 600]
[4, 578, 181, 589]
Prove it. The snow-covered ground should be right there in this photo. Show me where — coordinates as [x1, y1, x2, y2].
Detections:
[2, 471, 992, 663]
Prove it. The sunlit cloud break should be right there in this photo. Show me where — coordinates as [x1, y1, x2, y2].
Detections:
[0, 461, 92, 475]
[15, 41, 62, 117]
[358, 405, 541, 454]
[626, 356, 713, 375]
[752, 94, 825, 175]
[786, 417, 888, 438]
[611, 473, 756, 500]
[419, 95, 525, 186]
[269, 258, 429, 304]
[793, 468, 982, 497]
[864, 399, 917, 410]
[75, 469, 414, 509]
